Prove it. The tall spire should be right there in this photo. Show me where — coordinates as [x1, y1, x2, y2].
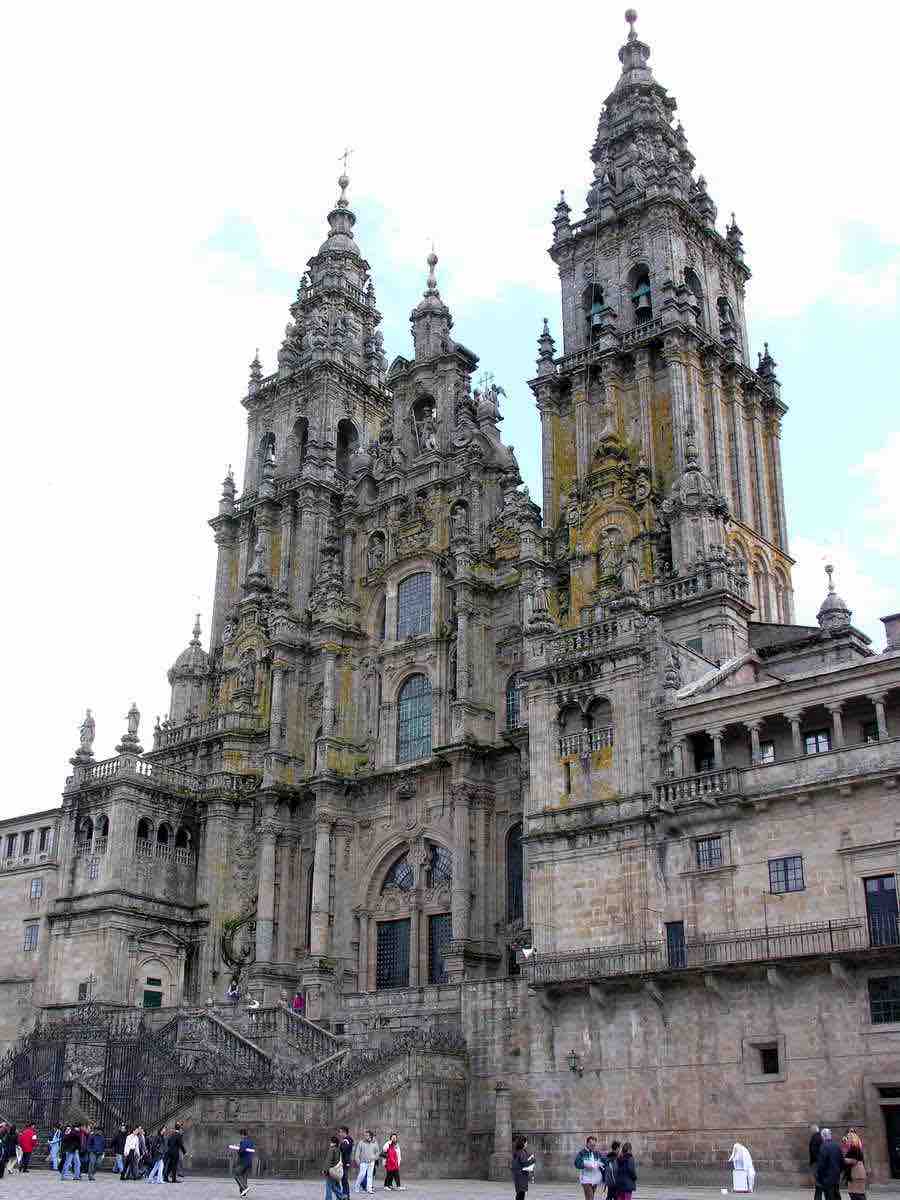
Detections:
[410, 248, 453, 361]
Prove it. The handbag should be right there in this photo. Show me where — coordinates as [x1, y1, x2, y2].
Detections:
[328, 1161, 343, 1181]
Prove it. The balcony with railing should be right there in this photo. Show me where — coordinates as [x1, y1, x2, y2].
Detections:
[525, 914, 900, 989]
[550, 621, 624, 663]
[155, 711, 267, 750]
[654, 767, 742, 807]
[558, 726, 615, 759]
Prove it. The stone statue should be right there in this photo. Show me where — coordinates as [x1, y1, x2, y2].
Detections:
[79, 708, 95, 754]
[126, 702, 140, 738]
[367, 535, 385, 573]
[623, 555, 640, 593]
[450, 506, 468, 537]
[238, 655, 256, 692]
[598, 528, 624, 577]
[417, 404, 438, 452]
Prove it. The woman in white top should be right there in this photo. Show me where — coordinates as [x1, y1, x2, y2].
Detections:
[728, 1142, 756, 1193]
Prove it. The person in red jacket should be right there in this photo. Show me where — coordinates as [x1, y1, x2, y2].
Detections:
[17, 1125, 37, 1173]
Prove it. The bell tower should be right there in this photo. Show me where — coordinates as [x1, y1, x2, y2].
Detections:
[530, 9, 795, 658]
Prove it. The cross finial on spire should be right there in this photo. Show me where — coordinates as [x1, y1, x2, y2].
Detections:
[625, 8, 638, 38]
[825, 562, 835, 593]
[191, 613, 202, 644]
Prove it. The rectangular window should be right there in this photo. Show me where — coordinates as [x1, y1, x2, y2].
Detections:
[39, 827, 52, 852]
[804, 729, 831, 755]
[142, 989, 162, 1009]
[29, 878, 43, 900]
[376, 919, 410, 990]
[563, 761, 572, 795]
[695, 835, 723, 871]
[89, 860, 100, 880]
[685, 637, 703, 654]
[759, 740, 776, 764]
[21, 831, 32, 855]
[396, 573, 432, 639]
[759, 1043, 780, 1074]
[146, 976, 162, 987]
[665, 920, 686, 968]
[428, 913, 451, 986]
[863, 721, 879, 744]
[869, 977, 900, 1025]
[5, 834, 17, 858]
[769, 855, 805, 894]
[23, 923, 39, 952]
[77, 982, 88, 1002]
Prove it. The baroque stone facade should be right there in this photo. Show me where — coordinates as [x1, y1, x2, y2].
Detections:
[4, 10, 900, 1183]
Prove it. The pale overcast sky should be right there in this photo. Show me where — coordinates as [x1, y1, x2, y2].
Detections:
[2, 0, 898, 817]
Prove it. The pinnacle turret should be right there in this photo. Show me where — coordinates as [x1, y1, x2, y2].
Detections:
[410, 249, 454, 360]
[818, 563, 852, 632]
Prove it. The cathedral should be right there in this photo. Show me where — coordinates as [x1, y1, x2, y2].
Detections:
[3, 9, 900, 1184]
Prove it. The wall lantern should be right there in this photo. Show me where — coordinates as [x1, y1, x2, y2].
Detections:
[567, 1049, 583, 1077]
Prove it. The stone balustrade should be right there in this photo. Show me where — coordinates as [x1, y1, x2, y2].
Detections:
[558, 725, 615, 758]
[156, 711, 266, 749]
[550, 621, 622, 662]
[653, 767, 742, 807]
[0, 849, 55, 872]
[741, 734, 900, 798]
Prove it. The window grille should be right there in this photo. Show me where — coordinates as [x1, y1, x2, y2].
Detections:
[376, 919, 410, 989]
[759, 740, 776, 763]
[428, 913, 451, 985]
[29, 878, 42, 899]
[769, 855, 804, 894]
[695, 835, 723, 871]
[506, 823, 524, 924]
[397, 573, 432, 639]
[870, 977, 900, 1024]
[506, 674, 525, 730]
[397, 674, 432, 763]
[39, 827, 52, 852]
[383, 854, 415, 892]
[426, 845, 452, 889]
[804, 729, 830, 755]
[23, 923, 39, 952]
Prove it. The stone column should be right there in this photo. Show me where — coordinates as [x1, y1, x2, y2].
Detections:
[211, 528, 237, 650]
[410, 904, 420, 988]
[196, 800, 229, 990]
[575, 383, 590, 481]
[278, 501, 294, 593]
[310, 817, 332, 957]
[255, 816, 280, 964]
[296, 506, 317, 613]
[748, 398, 772, 540]
[768, 418, 789, 552]
[664, 334, 688, 474]
[746, 720, 762, 764]
[270, 662, 285, 749]
[672, 739, 686, 777]
[276, 840, 297, 963]
[358, 910, 370, 992]
[785, 710, 804, 757]
[537, 398, 558, 525]
[710, 727, 724, 770]
[633, 349, 655, 477]
[322, 646, 337, 735]
[456, 606, 471, 700]
[828, 702, 845, 749]
[342, 530, 354, 597]
[726, 380, 749, 523]
[870, 693, 889, 741]
[705, 355, 728, 497]
[451, 787, 471, 942]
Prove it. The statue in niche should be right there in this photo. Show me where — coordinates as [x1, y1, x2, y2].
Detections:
[367, 534, 386, 574]
[598, 527, 625, 578]
[450, 505, 469, 538]
[414, 403, 438, 452]
[79, 709, 96, 754]
[622, 555, 641, 593]
[238, 654, 255, 692]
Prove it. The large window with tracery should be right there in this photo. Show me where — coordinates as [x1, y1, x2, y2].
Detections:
[397, 572, 431, 639]
[397, 674, 432, 763]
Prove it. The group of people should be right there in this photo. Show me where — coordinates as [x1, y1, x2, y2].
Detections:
[511, 1134, 636, 1200]
[322, 1128, 404, 1198]
[810, 1125, 867, 1200]
[0, 1124, 38, 1176]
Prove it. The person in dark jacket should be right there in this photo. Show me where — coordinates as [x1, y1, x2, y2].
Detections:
[511, 1135, 536, 1200]
[337, 1126, 353, 1200]
[111, 1126, 127, 1175]
[617, 1143, 637, 1200]
[163, 1126, 186, 1183]
[87, 1128, 106, 1180]
[810, 1125, 824, 1200]
[0, 1125, 16, 1178]
[817, 1128, 845, 1200]
[62, 1126, 83, 1180]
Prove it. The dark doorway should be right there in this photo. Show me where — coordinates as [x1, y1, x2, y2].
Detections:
[866, 875, 899, 946]
[666, 920, 686, 968]
[883, 1106, 900, 1178]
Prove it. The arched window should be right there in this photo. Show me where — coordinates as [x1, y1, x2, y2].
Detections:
[175, 827, 191, 850]
[753, 562, 771, 621]
[506, 673, 525, 730]
[629, 265, 652, 324]
[397, 572, 431, 639]
[425, 844, 452, 889]
[77, 818, 93, 846]
[506, 822, 524, 925]
[136, 817, 152, 843]
[292, 417, 309, 471]
[684, 268, 705, 329]
[257, 431, 276, 483]
[397, 674, 432, 763]
[582, 282, 605, 341]
[336, 419, 358, 476]
[586, 696, 613, 730]
[382, 853, 416, 892]
[156, 823, 171, 846]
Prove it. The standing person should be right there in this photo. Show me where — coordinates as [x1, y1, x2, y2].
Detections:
[354, 1131, 379, 1195]
[5, 1125, 20, 1175]
[50, 1126, 63, 1173]
[811, 1126, 825, 1200]
[87, 1127, 106, 1180]
[729, 1141, 756, 1193]
[227, 1129, 255, 1198]
[604, 1140, 621, 1200]
[163, 1125, 186, 1183]
[226, 979, 240, 1008]
[146, 1129, 168, 1185]
[323, 1136, 343, 1200]
[62, 1126, 83, 1180]
[844, 1132, 866, 1200]
[382, 1134, 403, 1191]
[0, 1125, 12, 1179]
[617, 1142, 637, 1200]
[291, 990, 305, 1016]
[122, 1128, 141, 1181]
[511, 1135, 536, 1200]
[79, 1125, 91, 1179]
[17, 1124, 37, 1173]
[112, 1126, 128, 1176]
[575, 1135, 603, 1200]
[337, 1126, 354, 1200]
[817, 1128, 845, 1200]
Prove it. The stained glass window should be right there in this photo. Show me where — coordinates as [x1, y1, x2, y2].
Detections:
[397, 674, 432, 763]
[397, 573, 432, 639]
[382, 854, 415, 892]
[376, 919, 410, 989]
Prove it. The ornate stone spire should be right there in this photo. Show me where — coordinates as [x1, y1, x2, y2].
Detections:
[219, 465, 236, 516]
[817, 563, 852, 631]
[536, 318, 557, 376]
[410, 248, 454, 360]
[249, 349, 262, 393]
[552, 190, 571, 242]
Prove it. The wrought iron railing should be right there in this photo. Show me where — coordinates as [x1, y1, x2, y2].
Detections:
[526, 915, 898, 986]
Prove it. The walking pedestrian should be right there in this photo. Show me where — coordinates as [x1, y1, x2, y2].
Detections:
[603, 1140, 621, 1200]
[0, 1125, 14, 1179]
[17, 1124, 37, 1173]
[511, 1135, 536, 1200]
[729, 1141, 756, 1193]
[121, 1129, 141, 1181]
[227, 1129, 255, 1198]
[811, 1126, 825, 1200]
[353, 1130, 379, 1194]
[337, 1126, 353, 1199]
[163, 1125, 186, 1183]
[575, 1135, 603, 1199]
[290, 990, 305, 1016]
[87, 1127, 106, 1180]
[817, 1128, 845, 1200]
[844, 1132, 866, 1200]
[62, 1127, 83, 1180]
[382, 1134, 403, 1191]
[50, 1126, 63, 1173]
[112, 1127, 128, 1176]
[617, 1142, 637, 1200]
[323, 1136, 343, 1200]
[146, 1130, 167, 1184]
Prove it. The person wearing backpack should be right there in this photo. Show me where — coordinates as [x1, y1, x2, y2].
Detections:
[603, 1140, 622, 1200]
[616, 1142, 637, 1200]
[511, 1135, 536, 1200]
[575, 1135, 604, 1199]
